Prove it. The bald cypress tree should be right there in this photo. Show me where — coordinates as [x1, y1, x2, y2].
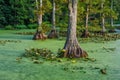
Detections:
[48, 0, 58, 39]
[33, 0, 47, 40]
[62, 0, 88, 58]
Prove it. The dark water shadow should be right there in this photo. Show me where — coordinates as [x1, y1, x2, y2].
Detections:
[0, 35, 33, 40]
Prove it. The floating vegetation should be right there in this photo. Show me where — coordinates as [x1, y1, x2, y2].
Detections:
[57, 58, 63, 62]
[79, 33, 120, 43]
[83, 58, 96, 62]
[0, 40, 21, 45]
[71, 60, 77, 63]
[103, 47, 116, 52]
[15, 32, 34, 35]
[57, 48, 65, 57]
[33, 60, 44, 64]
[16, 57, 22, 63]
[61, 63, 108, 75]
[23, 48, 56, 61]
[87, 50, 98, 53]
[62, 65, 86, 73]
[100, 68, 107, 74]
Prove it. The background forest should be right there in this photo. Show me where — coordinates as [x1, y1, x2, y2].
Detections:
[0, 0, 120, 33]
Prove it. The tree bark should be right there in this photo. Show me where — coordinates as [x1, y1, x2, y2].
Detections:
[110, 0, 113, 27]
[101, 2, 106, 33]
[81, 4, 90, 38]
[48, 0, 58, 38]
[52, 0, 55, 30]
[38, 0, 42, 27]
[33, 0, 47, 40]
[85, 5, 89, 32]
[63, 0, 88, 58]
[35, 0, 42, 27]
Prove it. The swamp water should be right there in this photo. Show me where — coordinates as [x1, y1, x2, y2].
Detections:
[0, 30, 120, 80]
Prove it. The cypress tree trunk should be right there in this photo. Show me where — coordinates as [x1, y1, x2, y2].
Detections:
[101, 2, 106, 33]
[63, 0, 88, 58]
[110, 0, 113, 27]
[33, 0, 47, 40]
[101, 16, 106, 32]
[52, 0, 55, 30]
[38, 0, 42, 27]
[85, 5, 89, 33]
[48, 0, 58, 38]
[81, 4, 90, 38]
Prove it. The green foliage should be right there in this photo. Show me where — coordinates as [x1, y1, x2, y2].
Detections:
[89, 19, 99, 27]
[77, 26, 85, 32]
[0, 0, 34, 27]
[41, 22, 51, 33]
[57, 48, 64, 57]
[27, 24, 38, 29]
[59, 25, 102, 37]
[57, 22, 68, 30]
[14, 25, 27, 29]
[106, 25, 116, 30]
[77, 26, 102, 35]
[0, 0, 120, 31]
[88, 26, 102, 32]
[5, 25, 14, 30]
[42, 0, 52, 13]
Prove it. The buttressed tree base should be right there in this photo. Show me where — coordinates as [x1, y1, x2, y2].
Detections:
[63, 0, 88, 58]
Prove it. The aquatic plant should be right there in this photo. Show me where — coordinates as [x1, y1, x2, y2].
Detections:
[0, 40, 21, 45]
[23, 48, 56, 60]
[15, 32, 34, 35]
